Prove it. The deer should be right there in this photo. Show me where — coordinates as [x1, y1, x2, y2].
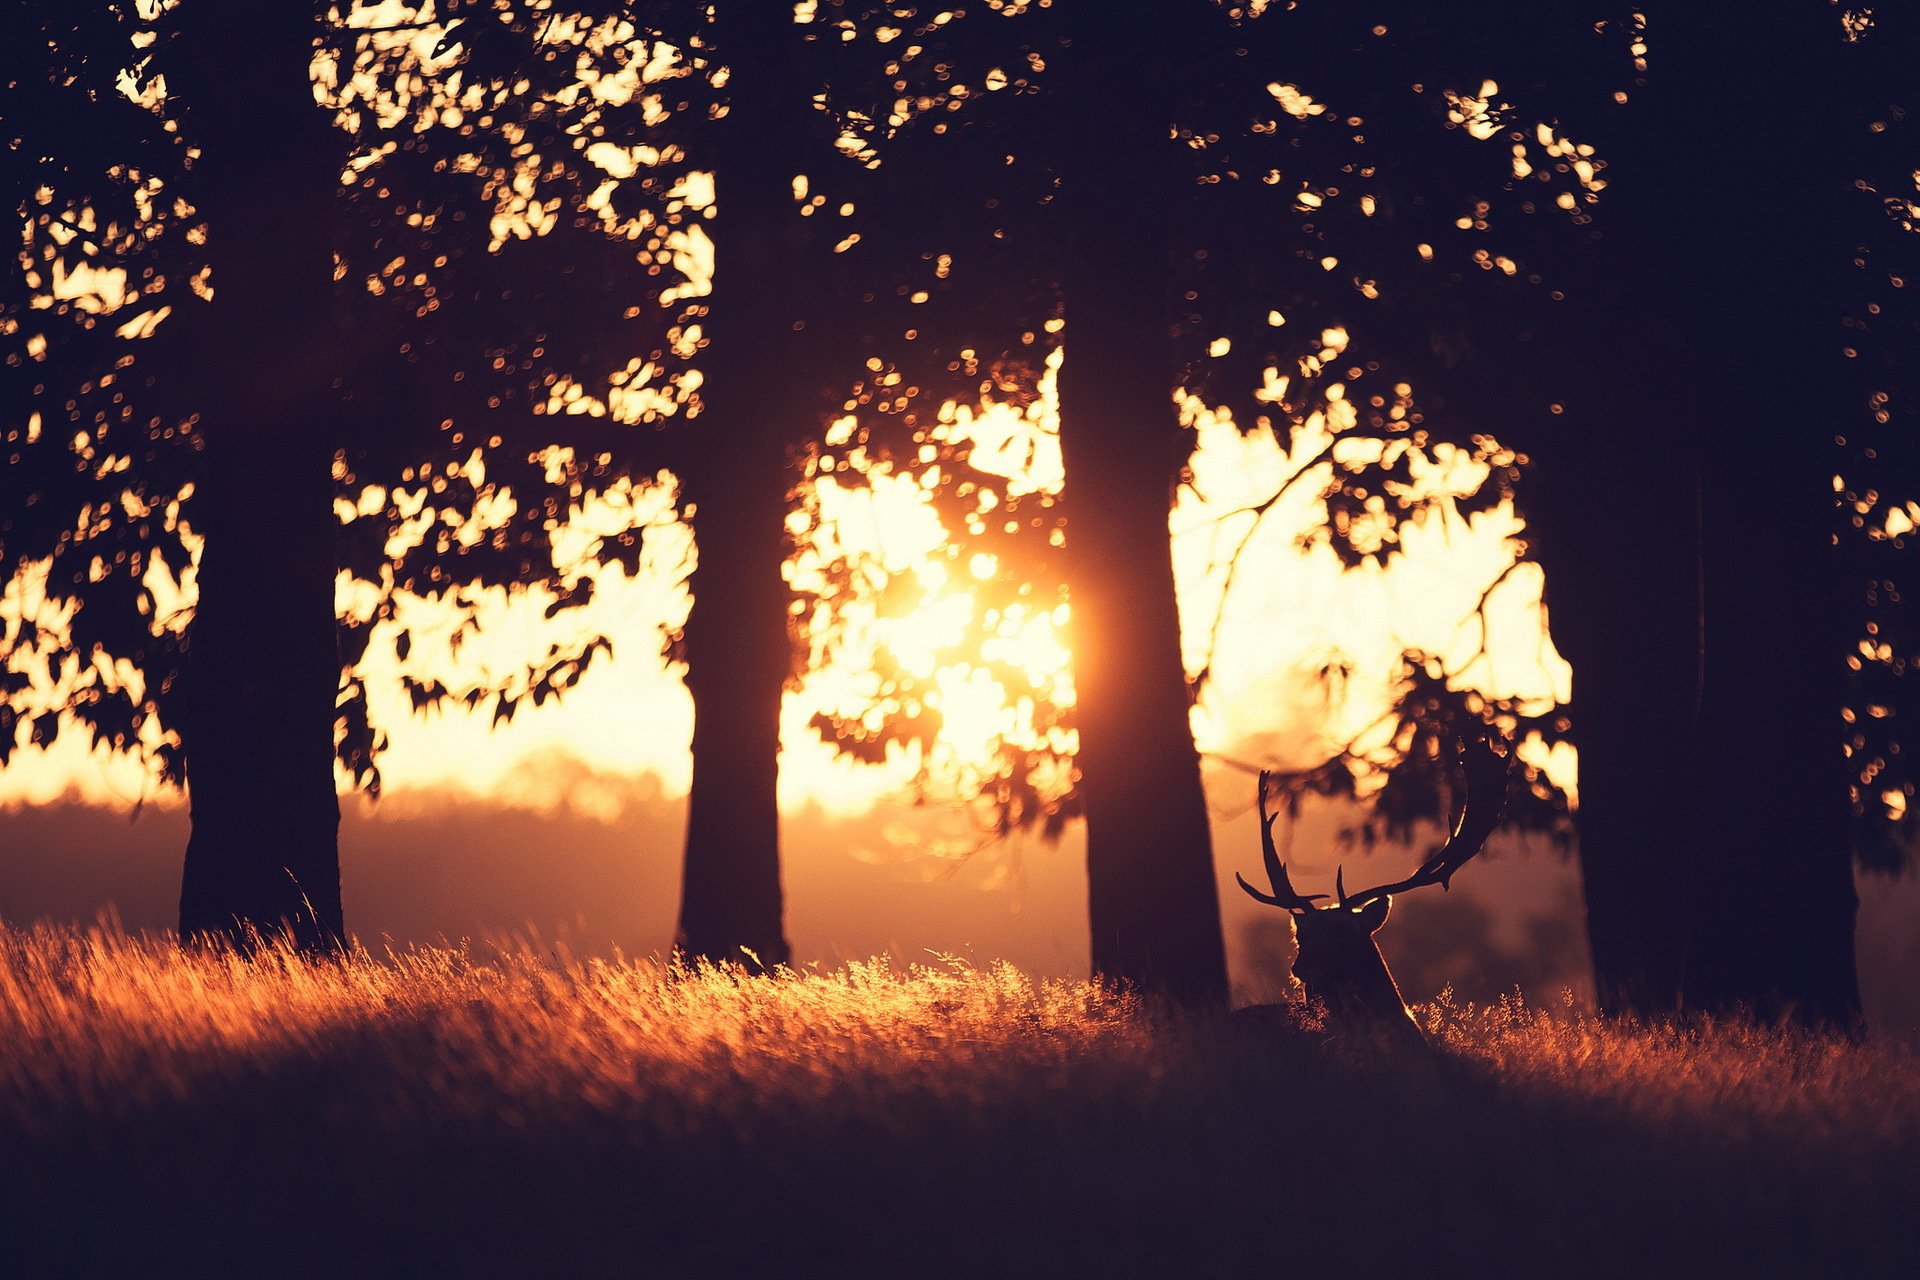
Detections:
[1236, 735, 1515, 1044]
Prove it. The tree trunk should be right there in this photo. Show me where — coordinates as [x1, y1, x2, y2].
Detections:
[671, 4, 812, 969]
[1672, 0, 1859, 1024]
[1054, 2, 1229, 1007]
[171, 0, 344, 951]
[1525, 432, 1702, 1015]
[1528, 2, 1861, 1026]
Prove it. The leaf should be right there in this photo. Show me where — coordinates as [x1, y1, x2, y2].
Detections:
[338, 618, 374, 668]
[30, 711, 60, 749]
[431, 20, 467, 59]
[543, 578, 595, 618]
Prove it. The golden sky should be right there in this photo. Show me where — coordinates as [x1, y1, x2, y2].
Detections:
[1, 1, 1575, 824]
[0, 403, 1570, 820]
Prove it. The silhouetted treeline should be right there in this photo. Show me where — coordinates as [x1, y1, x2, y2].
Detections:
[4, 2, 1914, 1025]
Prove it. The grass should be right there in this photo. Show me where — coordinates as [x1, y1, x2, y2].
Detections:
[3, 924, 1917, 1278]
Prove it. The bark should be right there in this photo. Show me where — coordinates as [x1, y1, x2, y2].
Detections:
[1676, 0, 1861, 1019]
[671, 4, 812, 969]
[1525, 3, 1861, 1026]
[1523, 352, 1707, 1015]
[1054, 2, 1229, 1006]
[171, 0, 344, 951]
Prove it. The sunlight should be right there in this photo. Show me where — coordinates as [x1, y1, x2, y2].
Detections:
[6, 10, 1911, 1266]
[0, 371, 1569, 818]
[0, 0, 1573, 825]
[5, 919, 1913, 1269]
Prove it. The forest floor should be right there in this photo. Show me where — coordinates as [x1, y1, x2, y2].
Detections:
[3, 924, 1916, 1279]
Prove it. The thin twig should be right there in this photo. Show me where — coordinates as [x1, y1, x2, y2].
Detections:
[1453, 555, 1526, 670]
[341, 23, 445, 37]
[46, 215, 107, 256]
[1191, 441, 1338, 684]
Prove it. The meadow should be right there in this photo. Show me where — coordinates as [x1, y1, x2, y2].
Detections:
[4, 924, 1916, 1278]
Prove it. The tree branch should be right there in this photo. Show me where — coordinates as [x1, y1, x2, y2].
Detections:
[1185, 441, 1337, 685]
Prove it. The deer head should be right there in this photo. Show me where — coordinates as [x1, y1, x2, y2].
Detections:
[1239, 736, 1514, 1041]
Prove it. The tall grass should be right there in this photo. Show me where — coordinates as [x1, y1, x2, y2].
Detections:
[3, 923, 1915, 1278]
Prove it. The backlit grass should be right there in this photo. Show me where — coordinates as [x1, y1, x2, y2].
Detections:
[4, 923, 1916, 1277]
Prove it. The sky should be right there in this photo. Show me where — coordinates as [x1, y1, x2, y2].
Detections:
[5, 403, 1916, 1035]
[8, 405, 1918, 1030]
[0, 358, 1597, 993]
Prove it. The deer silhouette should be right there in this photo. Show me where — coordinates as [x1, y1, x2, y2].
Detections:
[1239, 736, 1514, 1042]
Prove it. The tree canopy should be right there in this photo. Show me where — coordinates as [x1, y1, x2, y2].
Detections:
[3, 2, 1912, 1016]
[4, 0, 1581, 838]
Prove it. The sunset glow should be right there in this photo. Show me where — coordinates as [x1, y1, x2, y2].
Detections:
[6, 0, 1904, 1071]
[0, 0, 1579, 828]
[0, 404, 1570, 828]
[6, 4, 1916, 1269]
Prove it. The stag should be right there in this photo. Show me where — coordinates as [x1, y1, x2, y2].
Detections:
[1238, 737, 1514, 1042]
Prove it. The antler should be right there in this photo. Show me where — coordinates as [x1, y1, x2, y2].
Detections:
[1337, 735, 1514, 910]
[1235, 770, 1329, 912]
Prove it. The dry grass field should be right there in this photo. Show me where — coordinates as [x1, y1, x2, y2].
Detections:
[4, 923, 1917, 1278]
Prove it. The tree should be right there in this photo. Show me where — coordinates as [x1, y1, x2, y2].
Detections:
[165, 0, 349, 951]
[332, 1, 858, 968]
[1511, 4, 1889, 1024]
[778, 1, 1236, 1001]
[2, 4, 195, 797]
[5, 0, 841, 967]
[318, 3, 700, 829]
[314, 2, 797, 969]
[1832, 7, 1920, 875]
[797, 2, 1588, 1002]
[991, 3, 1898, 1025]
[2, 0, 698, 949]
[670, 3, 820, 967]
[1255, 2, 1905, 1025]
[1047, 0, 1230, 1003]
[1, 0, 350, 950]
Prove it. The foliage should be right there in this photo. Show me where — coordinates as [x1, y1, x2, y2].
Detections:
[318, 0, 710, 789]
[789, 1, 1627, 841]
[1835, 11, 1920, 868]
[1, 2, 202, 780]
[8, 1, 1910, 871]
[2, 1, 1575, 845]
[0, 1, 705, 795]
